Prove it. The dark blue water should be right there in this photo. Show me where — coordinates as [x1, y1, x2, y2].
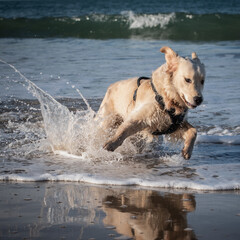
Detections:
[0, 0, 240, 40]
[1, 0, 240, 17]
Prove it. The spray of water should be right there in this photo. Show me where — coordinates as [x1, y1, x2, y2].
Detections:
[0, 59, 124, 161]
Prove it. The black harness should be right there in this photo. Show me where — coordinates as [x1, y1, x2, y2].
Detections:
[133, 76, 187, 135]
[133, 76, 150, 101]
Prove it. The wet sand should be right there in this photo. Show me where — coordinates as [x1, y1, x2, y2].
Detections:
[0, 182, 239, 240]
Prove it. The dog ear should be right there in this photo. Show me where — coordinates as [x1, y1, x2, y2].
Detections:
[192, 52, 198, 59]
[160, 46, 179, 73]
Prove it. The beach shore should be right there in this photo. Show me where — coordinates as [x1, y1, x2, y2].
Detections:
[0, 182, 239, 240]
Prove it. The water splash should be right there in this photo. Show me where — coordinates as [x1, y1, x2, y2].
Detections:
[0, 59, 123, 161]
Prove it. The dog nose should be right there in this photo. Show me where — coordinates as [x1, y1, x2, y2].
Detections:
[194, 96, 203, 105]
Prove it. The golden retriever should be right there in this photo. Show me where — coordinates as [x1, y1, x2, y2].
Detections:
[98, 46, 205, 159]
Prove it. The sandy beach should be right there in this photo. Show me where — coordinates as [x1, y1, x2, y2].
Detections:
[0, 182, 239, 240]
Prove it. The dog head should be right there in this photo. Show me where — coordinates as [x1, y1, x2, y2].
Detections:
[160, 46, 205, 109]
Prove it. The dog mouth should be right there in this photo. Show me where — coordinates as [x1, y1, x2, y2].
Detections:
[182, 95, 197, 109]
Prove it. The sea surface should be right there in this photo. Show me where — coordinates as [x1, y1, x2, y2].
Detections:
[0, 0, 240, 190]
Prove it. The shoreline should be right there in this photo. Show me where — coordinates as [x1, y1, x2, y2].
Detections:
[0, 182, 239, 240]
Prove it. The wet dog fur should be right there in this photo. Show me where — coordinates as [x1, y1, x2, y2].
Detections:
[98, 46, 205, 159]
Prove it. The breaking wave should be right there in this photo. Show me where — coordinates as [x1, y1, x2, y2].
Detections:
[1, 12, 240, 41]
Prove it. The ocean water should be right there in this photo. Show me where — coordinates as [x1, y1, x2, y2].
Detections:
[0, 0, 240, 190]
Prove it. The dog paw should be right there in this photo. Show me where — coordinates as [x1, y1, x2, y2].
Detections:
[182, 149, 191, 160]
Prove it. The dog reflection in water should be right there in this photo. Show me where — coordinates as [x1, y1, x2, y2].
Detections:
[103, 190, 196, 240]
[41, 185, 196, 240]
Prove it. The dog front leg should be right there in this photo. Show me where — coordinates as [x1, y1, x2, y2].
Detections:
[181, 122, 197, 160]
[104, 119, 146, 152]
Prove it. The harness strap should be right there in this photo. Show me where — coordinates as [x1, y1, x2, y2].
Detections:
[151, 80, 187, 135]
[133, 76, 151, 101]
[150, 80, 165, 109]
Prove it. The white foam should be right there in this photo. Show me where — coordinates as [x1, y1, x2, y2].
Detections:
[1, 162, 239, 191]
[197, 135, 240, 145]
[54, 150, 85, 160]
[122, 11, 175, 29]
[197, 126, 240, 145]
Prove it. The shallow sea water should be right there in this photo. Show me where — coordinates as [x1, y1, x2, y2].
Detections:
[0, 39, 239, 190]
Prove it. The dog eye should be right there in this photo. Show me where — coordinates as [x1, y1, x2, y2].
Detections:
[185, 78, 192, 83]
[201, 79, 205, 85]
